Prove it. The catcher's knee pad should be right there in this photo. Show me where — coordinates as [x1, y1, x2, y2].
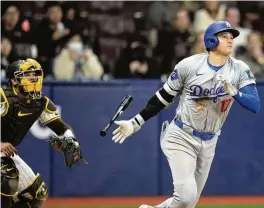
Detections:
[1, 157, 19, 197]
[13, 173, 48, 208]
[1, 157, 19, 208]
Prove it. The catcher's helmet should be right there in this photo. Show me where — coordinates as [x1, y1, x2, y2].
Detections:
[6, 59, 44, 99]
[204, 21, 240, 51]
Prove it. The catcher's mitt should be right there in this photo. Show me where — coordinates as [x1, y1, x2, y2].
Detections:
[49, 135, 88, 168]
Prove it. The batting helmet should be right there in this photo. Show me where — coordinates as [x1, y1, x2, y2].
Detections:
[204, 21, 240, 51]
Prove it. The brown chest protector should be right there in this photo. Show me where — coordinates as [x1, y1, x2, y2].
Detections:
[1, 86, 46, 147]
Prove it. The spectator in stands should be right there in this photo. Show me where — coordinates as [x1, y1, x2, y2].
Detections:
[81, 22, 101, 59]
[181, 1, 202, 22]
[62, 2, 82, 35]
[1, 36, 19, 71]
[225, 5, 251, 57]
[237, 32, 264, 79]
[236, 1, 260, 31]
[147, 1, 181, 30]
[1, 3, 35, 59]
[53, 34, 103, 80]
[62, 2, 101, 58]
[194, 1, 226, 33]
[155, 8, 194, 75]
[114, 34, 159, 79]
[36, 1, 73, 77]
[190, 32, 206, 55]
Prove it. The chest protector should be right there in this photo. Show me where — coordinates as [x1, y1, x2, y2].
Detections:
[1, 86, 46, 146]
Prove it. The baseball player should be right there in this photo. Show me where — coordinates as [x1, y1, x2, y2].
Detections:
[112, 21, 260, 208]
[0, 59, 87, 208]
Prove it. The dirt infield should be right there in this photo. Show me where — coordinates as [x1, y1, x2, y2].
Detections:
[45, 196, 264, 207]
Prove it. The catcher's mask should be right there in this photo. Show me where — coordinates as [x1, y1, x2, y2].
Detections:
[6, 58, 43, 99]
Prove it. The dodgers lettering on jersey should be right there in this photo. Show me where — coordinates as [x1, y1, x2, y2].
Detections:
[163, 53, 256, 133]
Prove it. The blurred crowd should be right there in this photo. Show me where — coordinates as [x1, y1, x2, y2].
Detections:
[1, 1, 264, 81]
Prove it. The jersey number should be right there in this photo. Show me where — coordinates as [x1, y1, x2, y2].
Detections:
[221, 98, 232, 112]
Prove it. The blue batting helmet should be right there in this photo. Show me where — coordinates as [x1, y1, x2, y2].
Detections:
[204, 21, 240, 51]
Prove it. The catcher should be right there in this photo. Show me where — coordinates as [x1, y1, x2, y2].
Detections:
[0, 58, 87, 208]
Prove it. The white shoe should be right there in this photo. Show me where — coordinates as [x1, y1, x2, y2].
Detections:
[139, 205, 154, 208]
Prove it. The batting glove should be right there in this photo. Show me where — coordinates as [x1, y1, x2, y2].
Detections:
[215, 74, 238, 96]
[112, 114, 145, 144]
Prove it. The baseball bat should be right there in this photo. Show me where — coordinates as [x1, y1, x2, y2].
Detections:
[100, 95, 133, 137]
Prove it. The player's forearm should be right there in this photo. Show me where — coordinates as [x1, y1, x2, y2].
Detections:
[234, 85, 260, 113]
[139, 94, 165, 121]
[138, 88, 175, 122]
[46, 118, 74, 136]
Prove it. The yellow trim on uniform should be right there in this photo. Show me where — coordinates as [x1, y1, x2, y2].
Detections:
[0, 192, 16, 197]
[44, 188, 48, 195]
[0, 164, 8, 170]
[45, 97, 57, 113]
[21, 172, 48, 201]
[26, 173, 40, 189]
[2, 174, 19, 179]
[0, 88, 8, 104]
[17, 173, 41, 196]
[43, 116, 61, 125]
[0, 87, 9, 117]
[36, 182, 48, 200]
[12, 87, 18, 95]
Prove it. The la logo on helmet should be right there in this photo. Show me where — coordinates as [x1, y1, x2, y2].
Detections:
[225, 21, 231, 28]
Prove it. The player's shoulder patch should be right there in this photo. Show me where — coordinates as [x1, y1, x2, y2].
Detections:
[171, 68, 179, 80]
[44, 96, 57, 114]
[231, 57, 255, 81]
[245, 70, 255, 80]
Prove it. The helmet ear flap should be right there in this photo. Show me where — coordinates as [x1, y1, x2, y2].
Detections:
[204, 35, 219, 51]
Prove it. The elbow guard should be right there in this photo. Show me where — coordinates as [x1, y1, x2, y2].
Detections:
[139, 87, 175, 121]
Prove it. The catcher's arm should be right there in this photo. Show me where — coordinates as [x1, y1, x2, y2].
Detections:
[39, 97, 88, 167]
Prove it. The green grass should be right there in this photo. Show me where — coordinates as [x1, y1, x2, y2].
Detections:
[47, 206, 264, 208]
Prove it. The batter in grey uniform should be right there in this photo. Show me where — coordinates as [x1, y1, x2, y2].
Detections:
[112, 21, 260, 208]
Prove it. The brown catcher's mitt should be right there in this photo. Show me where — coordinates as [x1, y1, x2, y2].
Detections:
[49, 135, 88, 168]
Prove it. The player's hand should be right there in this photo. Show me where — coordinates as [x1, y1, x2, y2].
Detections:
[215, 74, 238, 96]
[112, 115, 145, 144]
[112, 117, 142, 144]
[112, 120, 135, 144]
[0, 142, 18, 157]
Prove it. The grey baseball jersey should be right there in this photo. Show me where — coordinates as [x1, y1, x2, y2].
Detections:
[153, 53, 256, 208]
[162, 53, 256, 133]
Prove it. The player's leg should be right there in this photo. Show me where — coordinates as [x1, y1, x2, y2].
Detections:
[11, 154, 48, 208]
[160, 123, 199, 208]
[190, 137, 218, 208]
[165, 150, 197, 208]
[140, 148, 197, 208]
[139, 121, 174, 208]
[140, 121, 200, 208]
[140, 152, 197, 208]
[0, 156, 19, 208]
